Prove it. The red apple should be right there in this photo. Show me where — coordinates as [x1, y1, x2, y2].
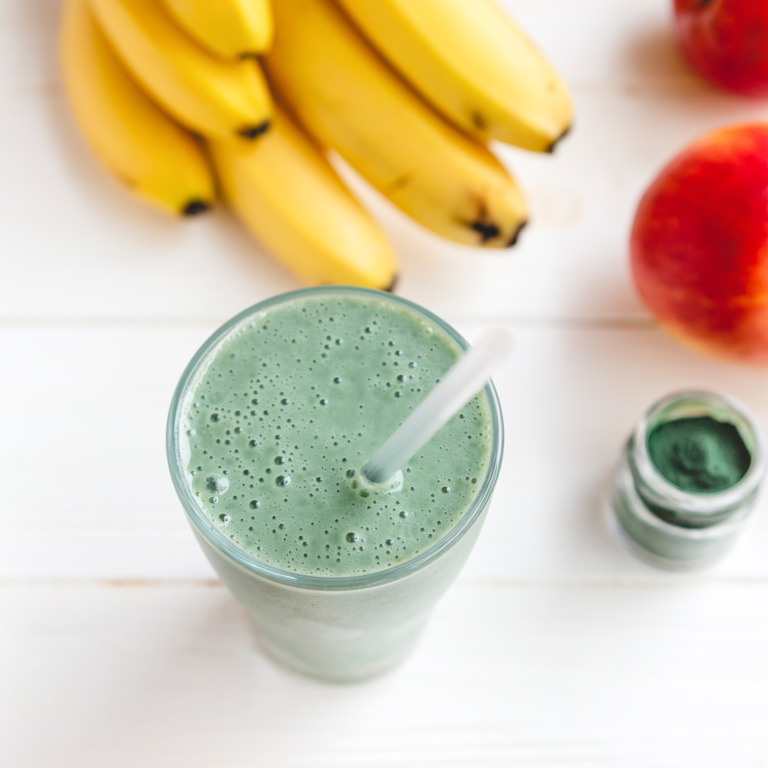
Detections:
[630, 123, 768, 365]
[674, 0, 768, 97]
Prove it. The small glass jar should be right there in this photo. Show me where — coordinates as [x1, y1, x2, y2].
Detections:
[610, 390, 766, 570]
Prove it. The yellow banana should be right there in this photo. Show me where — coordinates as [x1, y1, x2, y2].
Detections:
[161, 0, 273, 59]
[336, 0, 572, 152]
[210, 104, 398, 289]
[89, 0, 272, 142]
[61, 0, 214, 216]
[265, 0, 528, 248]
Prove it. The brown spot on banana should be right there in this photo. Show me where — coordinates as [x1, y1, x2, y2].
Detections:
[385, 174, 411, 194]
[470, 221, 501, 242]
[182, 200, 211, 217]
[465, 198, 502, 245]
[238, 120, 272, 140]
[384, 274, 399, 293]
[460, 217, 527, 247]
[546, 123, 572, 153]
[506, 219, 528, 247]
[471, 111, 487, 131]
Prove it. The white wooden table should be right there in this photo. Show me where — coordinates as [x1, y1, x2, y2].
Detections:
[4, 1, 768, 765]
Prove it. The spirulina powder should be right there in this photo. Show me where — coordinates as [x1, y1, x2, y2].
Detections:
[647, 416, 751, 494]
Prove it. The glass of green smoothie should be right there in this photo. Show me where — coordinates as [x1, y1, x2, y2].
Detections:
[167, 286, 504, 682]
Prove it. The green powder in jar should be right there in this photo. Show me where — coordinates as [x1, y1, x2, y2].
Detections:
[647, 416, 751, 494]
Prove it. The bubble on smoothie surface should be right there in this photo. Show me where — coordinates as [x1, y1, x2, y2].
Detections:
[206, 476, 230, 494]
[180, 294, 492, 577]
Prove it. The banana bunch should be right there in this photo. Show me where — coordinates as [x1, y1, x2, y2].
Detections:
[60, 0, 572, 289]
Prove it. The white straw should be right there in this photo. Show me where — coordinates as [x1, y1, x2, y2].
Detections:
[361, 329, 512, 485]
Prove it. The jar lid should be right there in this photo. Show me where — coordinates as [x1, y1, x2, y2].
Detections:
[629, 390, 766, 527]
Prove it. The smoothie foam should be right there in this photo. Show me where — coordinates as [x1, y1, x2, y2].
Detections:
[179, 292, 492, 577]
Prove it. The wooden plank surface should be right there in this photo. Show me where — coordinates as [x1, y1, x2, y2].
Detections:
[3, 582, 768, 768]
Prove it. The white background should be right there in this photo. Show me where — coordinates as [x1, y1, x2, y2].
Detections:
[3, 0, 768, 765]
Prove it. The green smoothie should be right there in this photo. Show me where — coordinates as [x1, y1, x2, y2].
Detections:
[169, 287, 503, 681]
[179, 292, 492, 577]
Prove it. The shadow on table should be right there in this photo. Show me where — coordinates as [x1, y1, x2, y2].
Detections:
[618, 12, 693, 88]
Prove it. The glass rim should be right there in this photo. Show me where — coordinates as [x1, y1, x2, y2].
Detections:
[166, 286, 504, 591]
[630, 389, 766, 520]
